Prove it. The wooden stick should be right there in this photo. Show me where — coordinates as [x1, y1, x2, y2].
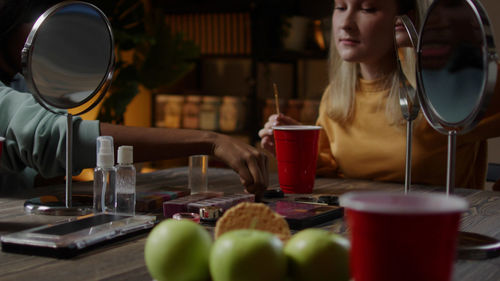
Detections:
[273, 83, 280, 115]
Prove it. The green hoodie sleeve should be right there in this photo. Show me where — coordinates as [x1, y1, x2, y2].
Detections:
[0, 81, 100, 179]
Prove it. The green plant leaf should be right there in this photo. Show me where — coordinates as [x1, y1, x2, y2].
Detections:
[139, 27, 200, 90]
[97, 66, 139, 124]
[90, 0, 200, 124]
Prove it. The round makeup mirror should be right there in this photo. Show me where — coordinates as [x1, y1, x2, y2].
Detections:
[417, 0, 500, 260]
[22, 1, 114, 215]
[22, 1, 114, 113]
[395, 15, 419, 193]
[417, 0, 497, 194]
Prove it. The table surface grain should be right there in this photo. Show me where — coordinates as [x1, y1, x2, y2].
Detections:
[0, 167, 499, 281]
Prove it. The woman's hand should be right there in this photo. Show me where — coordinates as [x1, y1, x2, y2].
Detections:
[258, 114, 301, 155]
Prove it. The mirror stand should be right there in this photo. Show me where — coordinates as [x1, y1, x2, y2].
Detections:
[404, 120, 414, 193]
[21, 2, 114, 216]
[444, 130, 500, 258]
[24, 114, 93, 216]
[416, 0, 500, 260]
[446, 131, 457, 195]
[65, 113, 73, 208]
[394, 15, 420, 194]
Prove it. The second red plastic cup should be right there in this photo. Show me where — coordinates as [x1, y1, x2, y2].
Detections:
[340, 192, 468, 281]
[273, 125, 321, 194]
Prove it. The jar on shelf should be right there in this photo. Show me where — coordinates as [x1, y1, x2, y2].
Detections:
[199, 96, 221, 131]
[300, 99, 320, 125]
[286, 99, 303, 121]
[238, 97, 247, 131]
[219, 96, 243, 132]
[164, 95, 184, 128]
[155, 95, 168, 127]
[182, 95, 202, 129]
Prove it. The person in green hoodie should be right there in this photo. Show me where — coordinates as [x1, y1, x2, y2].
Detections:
[0, 0, 268, 195]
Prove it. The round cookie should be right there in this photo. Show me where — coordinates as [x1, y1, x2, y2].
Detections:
[214, 202, 291, 242]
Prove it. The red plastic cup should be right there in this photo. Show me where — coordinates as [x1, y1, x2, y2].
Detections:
[340, 192, 468, 281]
[273, 125, 321, 194]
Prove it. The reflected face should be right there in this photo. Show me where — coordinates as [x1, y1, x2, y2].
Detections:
[333, 0, 398, 65]
[420, 0, 483, 70]
[394, 15, 418, 91]
[419, 0, 487, 127]
[394, 17, 412, 48]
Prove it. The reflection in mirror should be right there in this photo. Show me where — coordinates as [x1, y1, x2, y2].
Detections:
[395, 15, 419, 194]
[417, 0, 500, 261]
[24, 2, 114, 111]
[21, 2, 114, 214]
[418, 0, 488, 128]
[417, 0, 498, 195]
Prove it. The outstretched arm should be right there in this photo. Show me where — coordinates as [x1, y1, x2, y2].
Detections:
[100, 123, 268, 195]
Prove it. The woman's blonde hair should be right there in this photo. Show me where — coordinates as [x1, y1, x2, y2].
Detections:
[324, 0, 431, 125]
[325, 40, 400, 124]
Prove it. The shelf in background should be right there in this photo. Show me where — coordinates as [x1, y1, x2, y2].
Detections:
[155, 0, 253, 14]
[155, 0, 333, 18]
[199, 50, 328, 61]
[256, 49, 328, 62]
[165, 13, 252, 56]
[149, 0, 331, 146]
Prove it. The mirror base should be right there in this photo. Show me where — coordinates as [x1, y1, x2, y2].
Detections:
[457, 231, 500, 260]
[24, 195, 93, 216]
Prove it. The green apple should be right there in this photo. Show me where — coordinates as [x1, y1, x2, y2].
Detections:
[144, 219, 212, 281]
[284, 228, 350, 281]
[210, 229, 287, 281]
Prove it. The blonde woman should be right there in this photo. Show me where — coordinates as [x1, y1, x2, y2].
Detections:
[259, 0, 500, 189]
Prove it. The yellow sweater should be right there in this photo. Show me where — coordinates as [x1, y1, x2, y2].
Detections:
[316, 76, 500, 189]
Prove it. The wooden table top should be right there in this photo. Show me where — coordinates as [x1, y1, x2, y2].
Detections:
[0, 167, 499, 281]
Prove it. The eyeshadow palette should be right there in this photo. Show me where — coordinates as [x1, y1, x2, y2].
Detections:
[267, 200, 344, 230]
[136, 189, 190, 212]
[186, 194, 255, 214]
[162, 192, 224, 218]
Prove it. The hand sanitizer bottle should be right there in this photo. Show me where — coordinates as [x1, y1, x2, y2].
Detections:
[93, 136, 116, 213]
[115, 145, 136, 215]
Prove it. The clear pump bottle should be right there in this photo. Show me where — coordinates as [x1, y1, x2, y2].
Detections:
[115, 146, 136, 215]
[93, 136, 116, 213]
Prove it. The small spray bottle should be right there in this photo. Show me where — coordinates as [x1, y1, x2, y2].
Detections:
[93, 136, 116, 213]
[115, 145, 136, 215]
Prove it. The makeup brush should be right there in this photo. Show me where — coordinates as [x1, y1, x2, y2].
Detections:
[273, 82, 280, 115]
